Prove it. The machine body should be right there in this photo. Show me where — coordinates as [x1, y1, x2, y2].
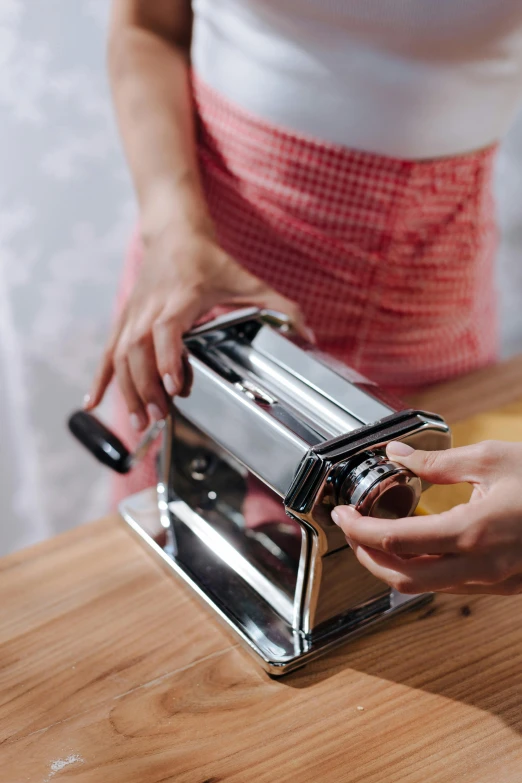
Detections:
[70, 308, 451, 675]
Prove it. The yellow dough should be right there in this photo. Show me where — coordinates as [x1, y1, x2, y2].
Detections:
[416, 400, 522, 515]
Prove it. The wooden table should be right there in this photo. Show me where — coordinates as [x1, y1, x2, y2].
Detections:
[2, 357, 522, 783]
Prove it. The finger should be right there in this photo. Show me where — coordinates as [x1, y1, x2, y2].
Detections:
[85, 313, 126, 409]
[349, 543, 452, 593]
[127, 335, 168, 421]
[153, 317, 186, 398]
[85, 352, 114, 410]
[384, 440, 500, 485]
[114, 354, 147, 432]
[225, 279, 316, 344]
[351, 542, 514, 594]
[332, 501, 486, 556]
[262, 292, 315, 343]
[153, 295, 201, 399]
[439, 575, 522, 596]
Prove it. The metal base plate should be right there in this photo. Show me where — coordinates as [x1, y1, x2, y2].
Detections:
[120, 488, 432, 676]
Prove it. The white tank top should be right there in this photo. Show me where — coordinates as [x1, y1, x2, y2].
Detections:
[192, 0, 522, 159]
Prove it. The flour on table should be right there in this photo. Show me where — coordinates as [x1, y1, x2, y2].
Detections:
[45, 754, 84, 781]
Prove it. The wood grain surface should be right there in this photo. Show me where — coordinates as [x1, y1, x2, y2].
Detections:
[2, 359, 522, 783]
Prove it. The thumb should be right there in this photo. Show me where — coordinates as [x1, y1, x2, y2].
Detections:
[260, 291, 316, 344]
[385, 441, 486, 485]
[227, 283, 315, 343]
[223, 262, 316, 343]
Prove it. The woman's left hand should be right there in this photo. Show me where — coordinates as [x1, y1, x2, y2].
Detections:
[331, 439, 522, 595]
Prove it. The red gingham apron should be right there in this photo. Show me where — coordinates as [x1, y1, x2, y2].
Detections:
[112, 75, 499, 506]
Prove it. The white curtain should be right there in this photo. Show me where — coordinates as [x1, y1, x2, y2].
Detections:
[0, 0, 134, 553]
[1, 0, 522, 555]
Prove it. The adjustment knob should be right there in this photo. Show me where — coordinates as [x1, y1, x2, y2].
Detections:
[338, 451, 421, 519]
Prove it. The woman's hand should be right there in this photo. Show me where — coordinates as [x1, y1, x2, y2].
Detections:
[332, 439, 522, 595]
[84, 224, 310, 431]
[97, 4, 312, 430]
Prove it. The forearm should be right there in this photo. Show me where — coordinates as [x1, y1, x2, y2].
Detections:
[108, 21, 212, 244]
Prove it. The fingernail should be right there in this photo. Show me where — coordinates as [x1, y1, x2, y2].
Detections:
[387, 441, 415, 457]
[147, 403, 164, 422]
[332, 505, 357, 525]
[83, 394, 92, 409]
[130, 413, 144, 432]
[163, 374, 177, 397]
[304, 327, 317, 344]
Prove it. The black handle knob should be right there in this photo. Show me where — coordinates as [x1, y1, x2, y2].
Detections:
[68, 411, 132, 474]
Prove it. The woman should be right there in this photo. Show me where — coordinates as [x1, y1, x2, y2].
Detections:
[85, 0, 522, 595]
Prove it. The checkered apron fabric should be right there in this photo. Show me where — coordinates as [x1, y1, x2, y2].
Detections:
[111, 75, 499, 506]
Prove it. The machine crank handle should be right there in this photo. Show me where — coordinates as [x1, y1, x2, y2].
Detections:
[67, 410, 166, 474]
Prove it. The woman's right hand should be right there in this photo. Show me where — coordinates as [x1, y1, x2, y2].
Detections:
[84, 223, 310, 431]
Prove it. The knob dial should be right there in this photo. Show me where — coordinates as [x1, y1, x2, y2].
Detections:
[338, 451, 421, 519]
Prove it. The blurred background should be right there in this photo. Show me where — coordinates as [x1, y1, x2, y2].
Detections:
[1, 0, 522, 557]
